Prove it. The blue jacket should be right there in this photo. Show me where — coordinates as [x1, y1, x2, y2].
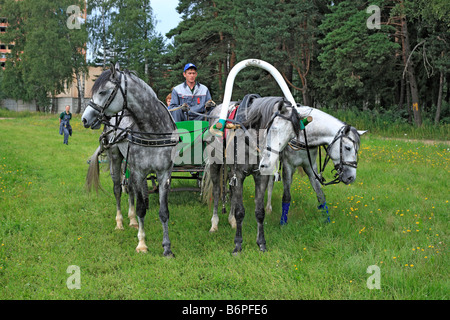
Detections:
[169, 81, 212, 115]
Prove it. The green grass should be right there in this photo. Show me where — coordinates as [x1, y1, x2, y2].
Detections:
[0, 112, 448, 300]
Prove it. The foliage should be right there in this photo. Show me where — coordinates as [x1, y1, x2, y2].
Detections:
[0, 0, 449, 124]
[0, 0, 87, 111]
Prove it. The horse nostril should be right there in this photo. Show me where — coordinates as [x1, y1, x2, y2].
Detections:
[82, 118, 89, 128]
[260, 164, 266, 168]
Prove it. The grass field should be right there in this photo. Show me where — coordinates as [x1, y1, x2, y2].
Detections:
[0, 112, 448, 300]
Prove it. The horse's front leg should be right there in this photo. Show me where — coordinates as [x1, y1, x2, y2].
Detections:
[157, 170, 174, 257]
[280, 162, 295, 225]
[302, 159, 329, 223]
[265, 175, 274, 213]
[109, 150, 125, 230]
[254, 174, 269, 252]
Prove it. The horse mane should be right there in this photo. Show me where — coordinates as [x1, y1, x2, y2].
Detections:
[91, 68, 139, 95]
[349, 126, 361, 151]
[91, 69, 112, 95]
[242, 97, 301, 136]
[242, 97, 283, 129]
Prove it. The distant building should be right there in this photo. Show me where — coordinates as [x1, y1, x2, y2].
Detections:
[2, 66, 103, 113]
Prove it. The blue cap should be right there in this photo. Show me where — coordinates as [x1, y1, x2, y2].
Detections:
[183, 63, 197, 72]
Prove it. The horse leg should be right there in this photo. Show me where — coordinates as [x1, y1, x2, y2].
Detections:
[228, 183, 236, 229]
[302, 161, 329, 223]
[157, 170, 174, 257]
[132, 174, 149, 253]
[209, 163, 221, 233]
[254, 174, 269, 252]
[280, 162, 295, 225]
[265, 175, 274, 213]
[231, 173, 245, 255]
[127, 189, 138, 229]
[110, 149, 124, 230]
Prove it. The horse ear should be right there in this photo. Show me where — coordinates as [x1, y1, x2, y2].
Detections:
[110, 62, 117, 80]
[344, 125, 351, 134]
[115, 62, 121, 71]
[278, 100, 289, 113]
[357, 130, 368, 136]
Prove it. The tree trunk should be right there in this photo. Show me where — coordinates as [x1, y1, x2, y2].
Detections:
[435, 68, 444, 125]
[402, 16, 422, 126]
[398, 77, 405, 109]
[75, 72, 82, 114]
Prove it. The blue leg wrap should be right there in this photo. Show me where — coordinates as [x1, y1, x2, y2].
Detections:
[318, 202, 330, 223]
[280, 202, 290, 225]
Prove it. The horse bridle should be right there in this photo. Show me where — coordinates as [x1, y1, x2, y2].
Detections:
[304, 124, 358, 186]
[87, 71, 128, 128]
[264, 106, 300, 154]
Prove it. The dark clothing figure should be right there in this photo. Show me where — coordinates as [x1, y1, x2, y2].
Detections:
[59, 111, 72, 145]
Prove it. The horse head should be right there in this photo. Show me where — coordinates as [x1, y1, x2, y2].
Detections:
[326, 125, 367, 185]
[259, 100, 301, 175]
[82, 62, 126, 129]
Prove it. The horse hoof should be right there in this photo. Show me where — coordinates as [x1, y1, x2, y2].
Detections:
[232, 246, 242, 256]
[164, 250, 175, 258]
[129, 223, 139, 229]
[136, 244, 148, 253]
[209, 226, 218, 233]
[259, 244, 267, 252]
[115, 224, 124, 230]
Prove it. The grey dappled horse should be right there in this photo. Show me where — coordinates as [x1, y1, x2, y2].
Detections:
[82, 63, 178, 257]
[262, 106, 367, 224]
[204, 97, 301, 254]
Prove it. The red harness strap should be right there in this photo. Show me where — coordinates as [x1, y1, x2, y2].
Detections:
[224, 105, 239, 139]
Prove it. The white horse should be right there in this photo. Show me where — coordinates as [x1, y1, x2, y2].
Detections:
[261, 106, 367, 224]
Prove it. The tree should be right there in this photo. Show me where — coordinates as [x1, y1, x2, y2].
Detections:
[317, 0, 400, 109]
[87, 0, 167, 98]
[233, 0, 326, 106]
[0, 0, 87, 112]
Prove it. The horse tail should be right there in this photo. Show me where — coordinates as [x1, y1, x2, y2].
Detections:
[201, 160, 227, 209]
[86, 146, 103, 193]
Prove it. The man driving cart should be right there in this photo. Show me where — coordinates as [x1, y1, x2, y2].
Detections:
[168, 63, 215, 122]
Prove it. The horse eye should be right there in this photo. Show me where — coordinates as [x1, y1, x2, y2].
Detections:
[99, 90, 107, 95]
[345, 146, 352, 151]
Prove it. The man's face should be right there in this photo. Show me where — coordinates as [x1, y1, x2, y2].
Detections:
[183, 68, 197, 84]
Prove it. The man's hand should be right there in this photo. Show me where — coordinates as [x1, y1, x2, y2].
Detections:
[205, 100, 216, 109]
[181, 103, 190, 112]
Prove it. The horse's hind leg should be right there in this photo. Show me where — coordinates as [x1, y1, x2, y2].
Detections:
[209, 163, 221, 232]
[132, 174, 149, 253]
[231, 173, 245, 255]
[157, 170, 174, 257]
[127, 190, 138, 229]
